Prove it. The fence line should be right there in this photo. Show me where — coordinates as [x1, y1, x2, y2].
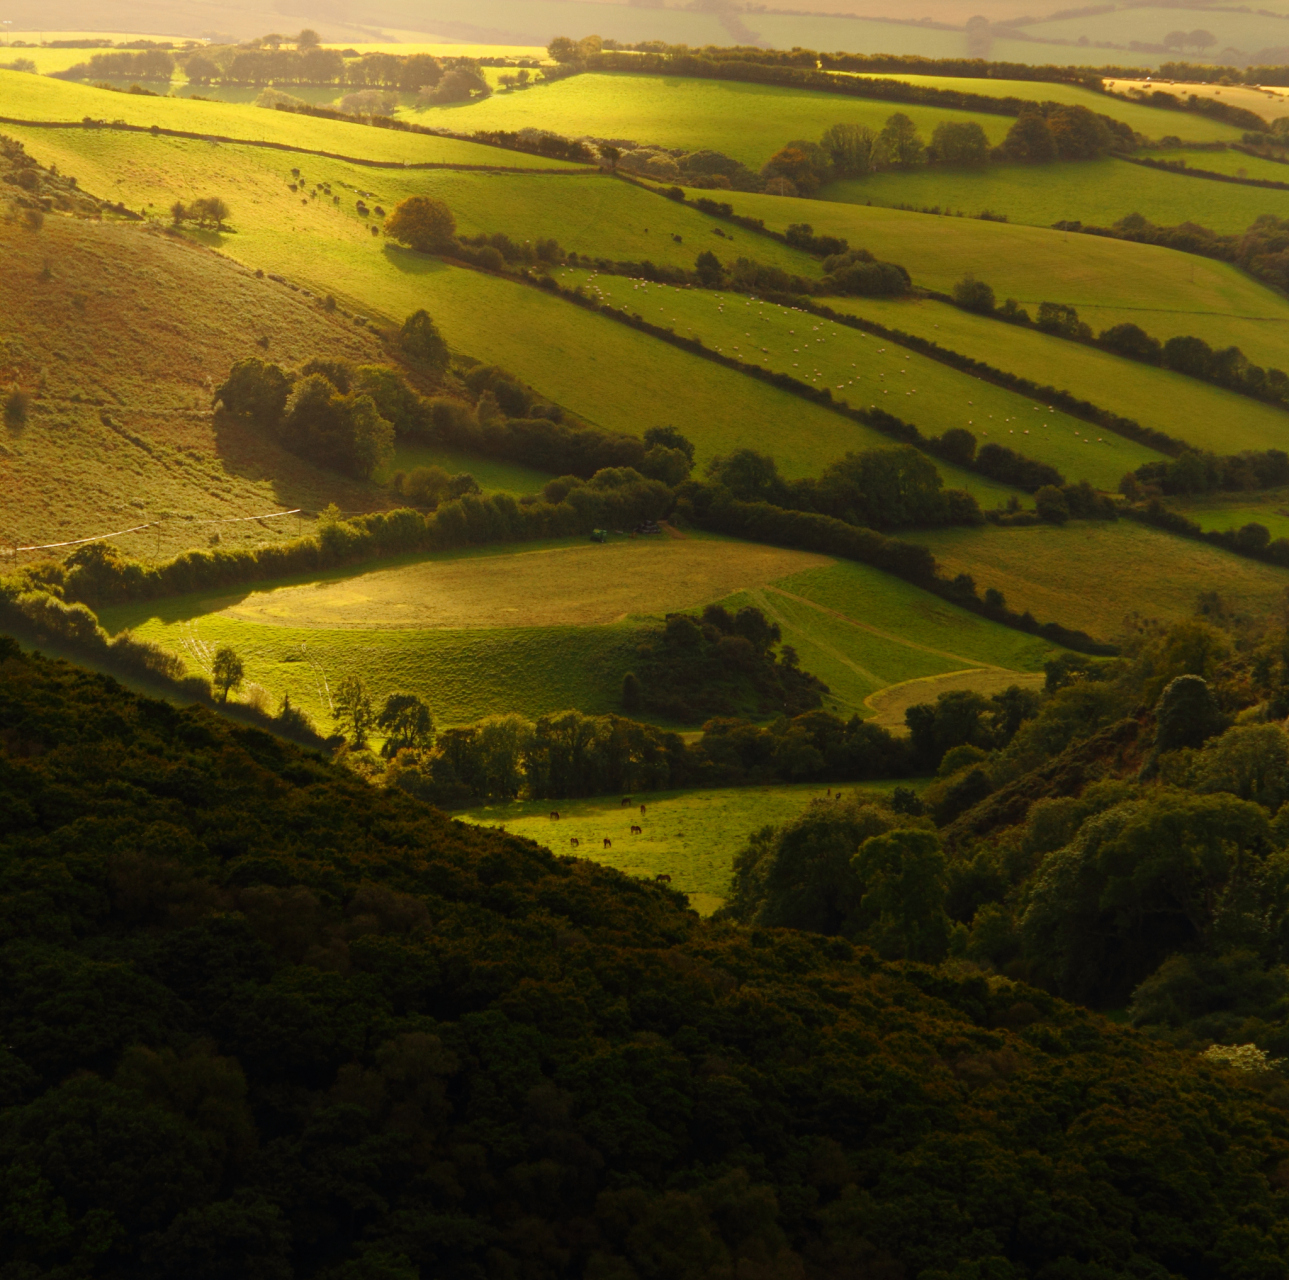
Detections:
[11, 508, 303, 555]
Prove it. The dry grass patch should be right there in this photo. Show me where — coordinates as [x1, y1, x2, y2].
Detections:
[865, 668, 1046, 733]
[220, 537, 834, 630]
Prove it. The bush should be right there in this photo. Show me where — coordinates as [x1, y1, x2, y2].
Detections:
[953, 275, 995, 313]
[384, 196, 456, 253]
[398, 310, 450, 375]
[3, 388, 30, 427]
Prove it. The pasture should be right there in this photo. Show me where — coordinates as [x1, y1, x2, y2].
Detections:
[1106, 80, 1289, 124]
[914, 520, 1289, 637]
[820, 156, 1289, 234]
[386, 445, 550, 496]
[0, 211, 396, 555]
[1148, 147, 1289, 184]
[560, 267, 1167, 490]
[0, 69, 586, 168]
[1172, 491, 1289, 542]
[2, 123, 971, 484]
[421, 71, 1023, 169]
[865, 667, 1046, 732]
[700, 188, 1289, 369]
[100, 534, 1054, 727]
[840, 72, 1248, 142]
[1031, 10, 1289, 59]
[463, 780, 912, 915]
[826, 294, 1289, 458]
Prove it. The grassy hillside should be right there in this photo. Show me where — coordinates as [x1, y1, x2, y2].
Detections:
[409, 71, 1244, 170]
[0, 211, 403, 556]
[828, 294, 1289, 458]
[1173, 489, 1289, 541]
[560, 267, 1167, 489]
[821, 156, 1289, 234]
[697, 187, 1289, 368]
[464, 779, 911, 913]
[0, 69, 588, 168]
[842, 73, 1252, 140]
[100, 536, 1055, 727]
[1149, 146, 1289, 184]
[2, 123, 1008, 490]
[915, 520, 1289, 637]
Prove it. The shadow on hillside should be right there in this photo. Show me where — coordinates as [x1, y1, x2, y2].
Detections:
[209, 411, 394, 517]
[382, 244, 455, 277]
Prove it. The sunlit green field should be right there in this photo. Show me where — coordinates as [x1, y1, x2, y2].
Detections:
[1172, 490, 1289, 541]
[383, 445, 552, 496]
[695, 187, 1289, 369]
[98, 536, 1056, 729]
[840, 74, 1249, 142]
[1148, 148, 1289, 185]
[0, 69, 585, 168]
[559, 267, 1166, 490]
[821, 156, 1289, 234]
[3, 124, 965, 484]
[464, 780, 913, 915]
[914, 520, 1289, 638]
[826, 294, 1289, 459]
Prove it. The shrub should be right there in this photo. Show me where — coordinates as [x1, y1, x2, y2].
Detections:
[398, 309, 450, 375]
[384, 196, 456, 253]
[953, 275, 995, 313]
[3, 388, 30, 427]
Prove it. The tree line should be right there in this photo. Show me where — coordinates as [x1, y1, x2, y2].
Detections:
[953, 273, 1289, 409]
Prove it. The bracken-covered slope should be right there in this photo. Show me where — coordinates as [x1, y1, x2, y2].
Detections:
[2, 638, 1289, 1279]
[0, 138, 395, 558]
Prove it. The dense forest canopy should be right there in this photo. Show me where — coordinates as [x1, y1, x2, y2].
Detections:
[4, 639, 1289, 1278]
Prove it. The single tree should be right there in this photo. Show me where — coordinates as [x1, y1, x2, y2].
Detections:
[853, 828, 951, 962]
[377, 692, 435, 757]
[1034, 484, 1070, 525]
[384, 196, 456, 253]
[819, 122, 876, 177]
[1001, 108, 1056, 163]
[211, 646, 245, 702]
[398, 309, 450, 373]
[930, 120, 989, 167]
[333, 675, 375, 747]
[953, 275, 995, 313]
[622, 672, 642, 714]
[874, 113, 925, 169]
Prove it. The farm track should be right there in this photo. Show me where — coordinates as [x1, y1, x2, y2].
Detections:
[0, 116, 598, 175]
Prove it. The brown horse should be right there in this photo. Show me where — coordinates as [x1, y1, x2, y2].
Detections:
[639, 804, 647, 817]
[569, 836, 580, 848]
[549, 811, 559, 820]
[603, 837, 612, 849]
[630, 824, 642, 834]
[621, 797, 632, 806]
[655, 873, 671, 882]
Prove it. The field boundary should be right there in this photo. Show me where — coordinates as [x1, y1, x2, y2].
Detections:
[0, 116, 598, 175]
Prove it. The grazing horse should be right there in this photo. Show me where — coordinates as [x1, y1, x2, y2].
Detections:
[655, 873, 672, 882]
[549, 811, 559, 820]
[621, 797, 632, 806]
[603, 837, 612, 849]
[569, 836, 580, 848]
[639, 804, 647, 817]
[630, 824, 642, 834]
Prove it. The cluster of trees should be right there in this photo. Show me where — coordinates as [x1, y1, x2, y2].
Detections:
[719, 606, 1289, 1031]
[1126, 496, 1289, 566]
[627, 603, 827, 723]
[758, 101, 1122, 195]
[168, 194, 230, 230]
[699, 444, 982, 530]
[1057, 210, 1289, 298]
[52, 48, 176, 80]
[214, 358, 395, 480]
[1125, 446, 1289, 497]
[11, 641, 1289, 1278]
[184, 41, 451, 91]
[953, 275, 1289, 407]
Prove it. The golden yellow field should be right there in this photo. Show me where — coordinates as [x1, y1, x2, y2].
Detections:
[216, 536, 833, 631]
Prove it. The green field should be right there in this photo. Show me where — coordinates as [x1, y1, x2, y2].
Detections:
[915, 519, 1289, 637]
[561, 267, 1166, 489]
[0, 69, 586, 168]
[841, 72, 1249, 142]
[826, 294, 1289, 458]
[1148, 148, 1289, 185]
[821, 156, 1289, 234]
[99, 534, 1056, 728]
[406, 71, 1244, 170]
[3, 123, 977, 484]
[694, 187, 1289, 369]
[1173, 490, 1289, 541]
[463, 779, 912, 914]
[383, 445, 551, 495]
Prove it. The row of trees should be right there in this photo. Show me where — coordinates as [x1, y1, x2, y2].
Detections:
[952, 274, 1289, 407]
[759, 103, 1119, 195]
